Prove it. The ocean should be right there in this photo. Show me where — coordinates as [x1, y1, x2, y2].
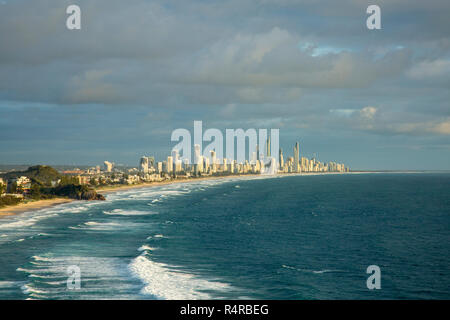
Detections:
[0, 173, 449, 299]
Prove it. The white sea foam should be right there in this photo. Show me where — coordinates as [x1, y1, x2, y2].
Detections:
[103, 209, 157, 216]
[0, 213, 58, 230]
[69, 221, 138, 231]
[21, 284, 50, 295]
[19, 255, 134, 299]
[312, 270, 335, 274]
[146, 234, 165, 240]
[129, 254, 232, 300]
[138, 245, 158, 252]
[32, 255, 59, 262]
[42, 280, 68, 286]
[282, 265, 341, 274]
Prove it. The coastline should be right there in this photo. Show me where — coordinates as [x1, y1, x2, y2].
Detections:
[0, 175, 247, 218]
[0, 198, 74, 217]
[97, 175, 248, 194]
[0, 171, 383, 219]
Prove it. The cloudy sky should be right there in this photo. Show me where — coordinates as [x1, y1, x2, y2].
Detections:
[0, 0, 449, 169]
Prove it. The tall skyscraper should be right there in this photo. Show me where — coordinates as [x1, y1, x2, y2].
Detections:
[194, 144, 201, 165]
[157, 162, 163, 173]
[210, 150, 217, 173]
[266, 136, 271, 157]
[167, 156, 173, 173]
[140, 156, 149, 174]
[193, 144, 201, 174]
[104, 161, 113, 172]
[171, 150, 179, 173]
[279, 148, 284, 170]
[293, 142, 300, 173]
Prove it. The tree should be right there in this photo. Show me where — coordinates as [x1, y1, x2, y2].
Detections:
[60, 175, 79, 186]
[29, 184, 42, 199]
[0, 183, 5, 194]
[9, 182, 17, 194]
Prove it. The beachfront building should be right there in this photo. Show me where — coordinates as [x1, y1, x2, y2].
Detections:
[167, 156, 173, 174]
[140, 156, 149, 174]
[7, 176, 32, 193]
[157, 162, 163, 173]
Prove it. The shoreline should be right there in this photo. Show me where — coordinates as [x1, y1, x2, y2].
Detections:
[96, 174, 248, 194]
[0, 198, 74, 217]
[0, 171, 416, 219]
[0, 175, 248, 218]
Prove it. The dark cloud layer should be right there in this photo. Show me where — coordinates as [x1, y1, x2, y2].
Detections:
[0, 0, 449, 169]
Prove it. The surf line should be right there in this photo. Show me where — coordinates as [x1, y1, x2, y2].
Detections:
[180, 304, 214, 318]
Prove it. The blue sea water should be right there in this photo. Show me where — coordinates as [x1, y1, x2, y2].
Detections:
[0, 173, 449, 300]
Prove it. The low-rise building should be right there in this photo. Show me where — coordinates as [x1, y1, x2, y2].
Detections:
[8, 176, 32, 193]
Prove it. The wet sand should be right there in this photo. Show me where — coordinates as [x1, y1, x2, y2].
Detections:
[96, 175, 244, 194]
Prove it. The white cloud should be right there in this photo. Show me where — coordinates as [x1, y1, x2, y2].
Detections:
[407, 59, 450, 79]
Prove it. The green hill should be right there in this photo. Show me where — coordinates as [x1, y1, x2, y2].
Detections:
[2, 165, 61, 186]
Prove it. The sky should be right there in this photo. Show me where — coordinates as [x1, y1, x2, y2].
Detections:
[0, 0, 449, 170]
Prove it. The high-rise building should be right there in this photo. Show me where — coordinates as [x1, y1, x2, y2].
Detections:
[266, 136, 271, 157]
[140, 156, 149, 173]
[193, 144, 201, 174]
[157, 162, 163, 173]
[171, 150, 179, 173]
[279, 148, 284, 170]
[293, 142, 300, 172]
[147, 156, 155, 170]
[251, 151, 257, 164]
[104, 161, 113, 172]
[204, 157, 210, 173]
[194, 144, 201, 165]
[183, 158, 190, 172]
[167, 156, 173, 173]
[210, 150, 217, 173]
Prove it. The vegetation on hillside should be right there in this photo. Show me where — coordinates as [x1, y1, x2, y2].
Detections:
[1, 165, 61, 187]
[1, 165, 105, 204]
[0, 195, 23, 208]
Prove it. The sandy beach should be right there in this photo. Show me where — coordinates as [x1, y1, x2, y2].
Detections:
[0, 175, 245, 218]
[97, 175, 246, 194]
[0, 198, 74, 217]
